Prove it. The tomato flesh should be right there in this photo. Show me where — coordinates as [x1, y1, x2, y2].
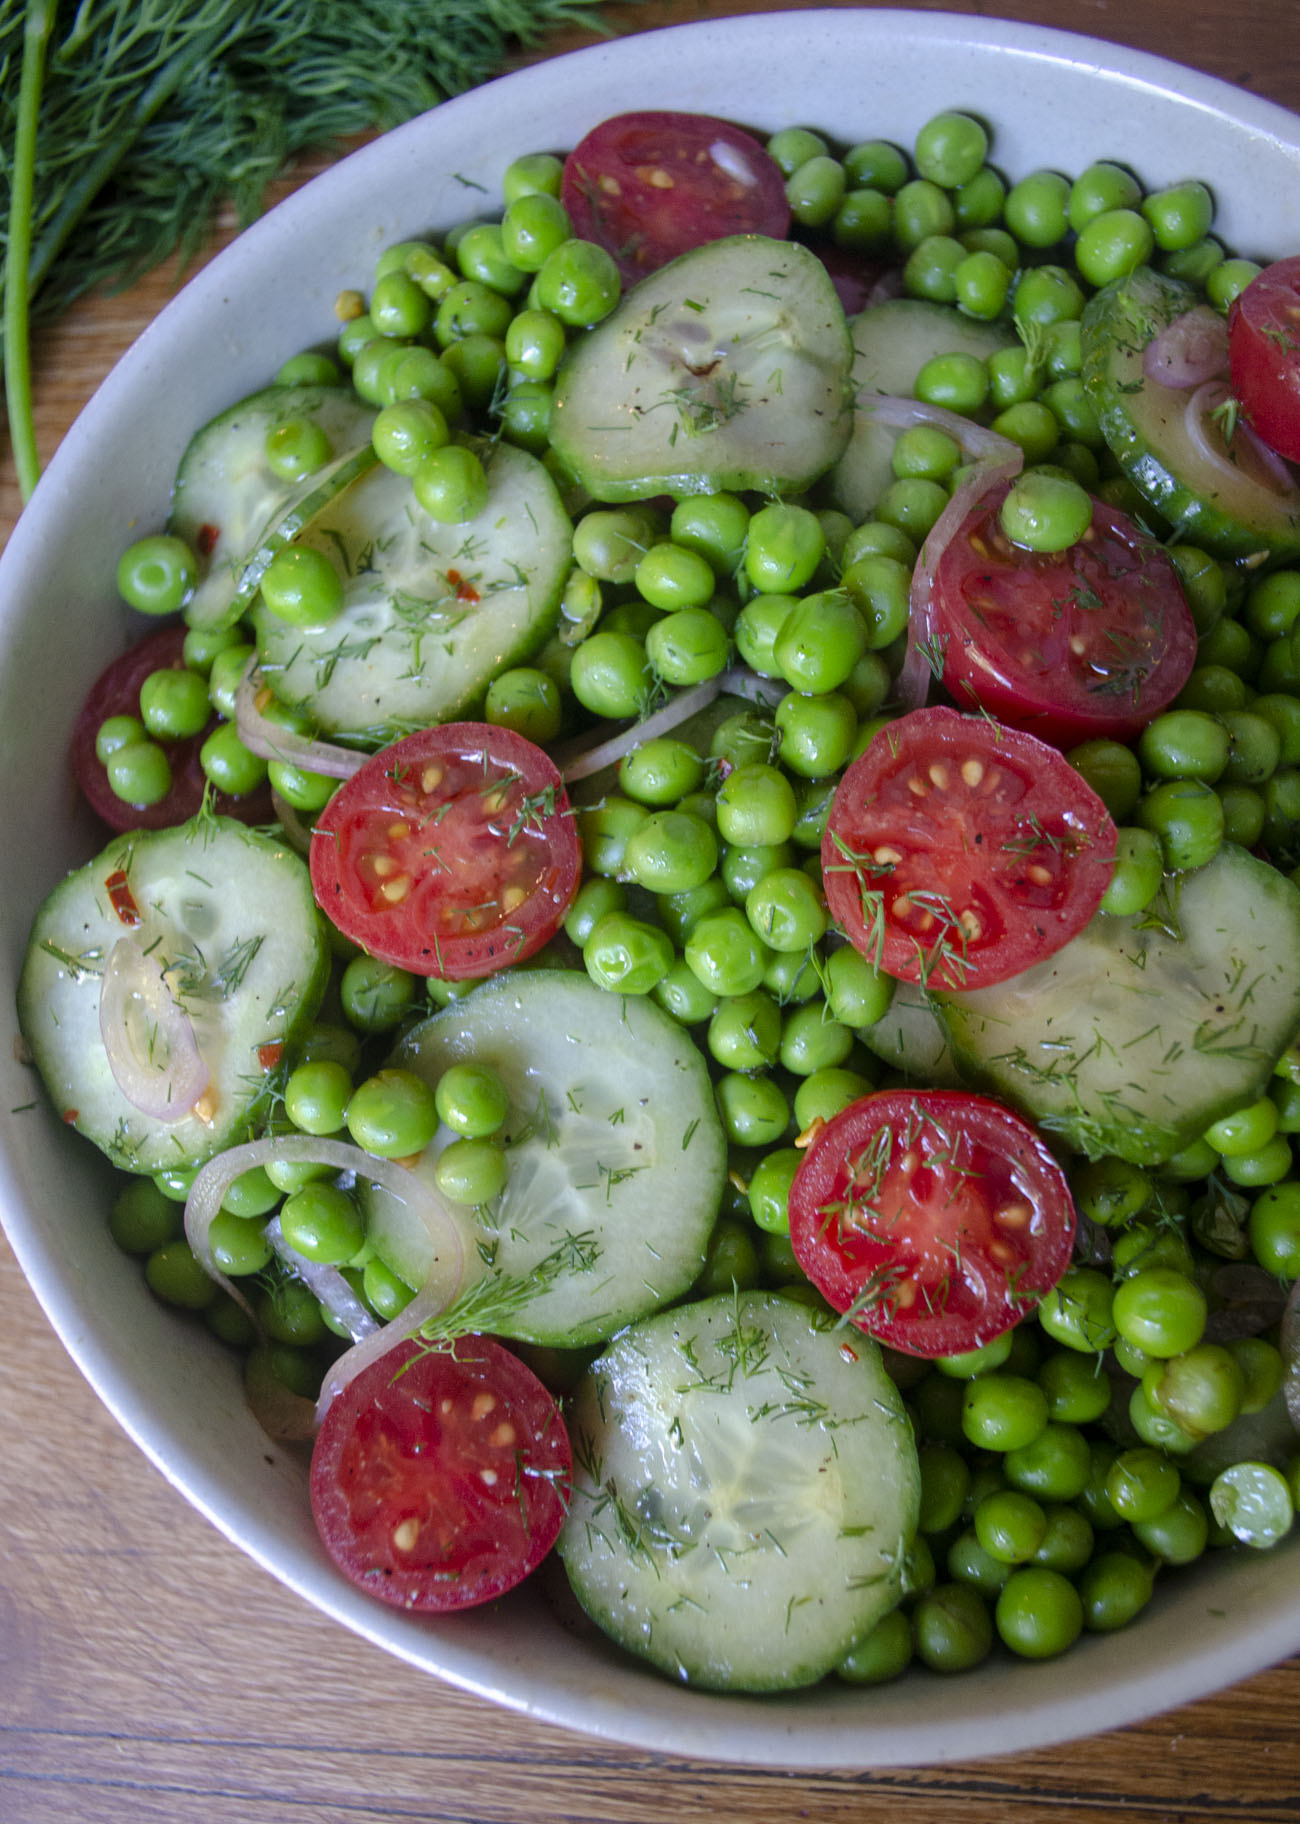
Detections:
[561, 110, 790, 285]
[931, 482, 1196, 747]
[309, 722, 581, 979]
[821, 706, 1115, 991]
[788, 1089, 1076, 1357]
[1229, 256, 1300, 463]
[71, 624, 271, 832]
[310, 1337, 572, 1612]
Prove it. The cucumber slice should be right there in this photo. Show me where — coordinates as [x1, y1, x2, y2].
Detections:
[549, 235, 854, 501]
[368, 970, 725, 1346]
[171, 384, 378, 631]
[1081, 267, 1300, 562]
[934, 843, 1300, 1165]
[828, 300, 1015, 520]
[253, 442, 571, 744]
[558, 1290, 920, 1691]
[18, 817, 329, 1174]
[859, 978, 962, 1086]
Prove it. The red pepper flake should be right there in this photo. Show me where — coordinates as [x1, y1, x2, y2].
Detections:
[105, 868, 142, 926]
[62, 1109, 79, 1124]
[196, 523, 220, 558]
[445, 568, 481, 605]
[257, 1041, 284, 1072]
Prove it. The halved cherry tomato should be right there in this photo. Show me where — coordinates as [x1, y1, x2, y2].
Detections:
[930, 481, 1196, 747]
[309, 722, 580, 979]
[1228, 256, 1300, 462]
[788, 1088, 1076, 1358]
[310, 1336, 572, 1612]
[71, 624, 271, 832]
[561, 110, 790, 286]
[821, 707, 1115, 991]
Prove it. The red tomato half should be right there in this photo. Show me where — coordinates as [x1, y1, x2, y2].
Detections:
[788, 1089, 1076, 1358]
[1229, 256, 1300, 462]
[562, 110, 790, 285]
[821, 707, 1115, 991]
[71, 624, 271, 832]
[310, 722, 580, 979]
[311, 1337, 572, 1612]
[930, 482, 1196, 747]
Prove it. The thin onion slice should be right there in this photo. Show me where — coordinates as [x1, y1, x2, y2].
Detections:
[235, 659, 369, 779]
[1142, 306, 1230, 389]
[269, 789, 315, 856]
[1186, 381, 1300, 498]
[264, 1215, 380, 1344]
[873, 402, 1023, 712]
[1282, 1275, 1300, 1435]
[184, 1136, 468, 1353]
[556, 666, 784, 784]
[99, 937, 210, 1122]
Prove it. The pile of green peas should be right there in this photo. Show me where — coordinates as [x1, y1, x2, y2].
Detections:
[99, 104, 1300, 1675]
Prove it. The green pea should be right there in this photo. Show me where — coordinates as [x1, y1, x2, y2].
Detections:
[569, 631, 648, 719]
[1220, 1134, 1293, 1188]
[106, 739, 172, 806]
[822, 946, 895, 1027]
[903, 233, 965, 303]
[584, 912, 674, 995]
[535, 238, 620, 327]
[953, 249, 1012, 320]
[138, 665, 211, 742]
[339, 954, 416, 1031]
[1079, 1550, 1154, 1632]
[116, 533, 198, 615]
[989, 401, 1059, 464]
[413, 444, 490, 523]
[285, 1059, 353, 1135]
[716, 763, 798, 848]
[708, 987, 781, 1071]
[1068, 161, 1142, 232]
[265, 415, 333, 482]
[261, 545, 344, 627]
[1112, 1267, 1206, 1358]
[1014, 263, 1086, 331]
[1207, 257, 1262, 309]
[1138, 709, 1230, 783]
[792, 1066, 874, 1133]
[892, 177, 955, 251]
[276, 350, 341, 386]
[1075, 208, 1155, 285]
[743, 866, 828, 954]
[109, 1177, 181, 1254]
[995, 1567, 1084, 1660]
[874, 476, 949, 538]
[1037, 1349, 1111, 1425]
[434, 1063, 510, 1139]
[502, 151, 563, 204]
[962, 1374, 1049, 1453]
[766, 126, 829, 176]
[1142, 181, 1214, 251]
[145, 1241, 217, 1310]
[621, 809, 718, 895]
[278, 1181, 365, 1264]
[1036, 1266, 1117, 1352]
[744, 503, 825, 593]
[645, 607, 731, 688]
[1004, 170, 1070, 247]
[935, 1333, 1014, 1379]
[786, 154, 847, 228]
[714, 1072, 790, 1148]
[652, 958, 719, 1027]
[843, 139, 908, 193]
[1071, 1154, 1152, 1228]
[778, 1002, 853, 1077]
[836, 1609, 913, 1685]
[1132, 1487, 1209, 1564]
[1002, 1422, 1092, 1502]
[913, 350, 989, 415]
[774, 691, 857, 779]
[1209, 1461, 1295, 1548]
[1135, 778, 1224, 871]
[578, 796, 649, 877]
[258, 1276, 327, 1347]
[1248, 1180, 1300, 1275]
[1143, 1343, 1244, 1440]
[95, 713, 146, 764]
[999, 472, 1092, 552]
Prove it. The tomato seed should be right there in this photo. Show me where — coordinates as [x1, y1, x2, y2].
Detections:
[379, 876, 411, 903]
[193, 1088, 218, 1123]
[995, 1201, 1031, 1229]
[907, 775, 929, 797]
[961, 758, 985, 787]
[873, 844, 903, 865]
[471, 1391, 498, 1422]
[387, 821, 410, 841]
[490, 1421, 518, 1448]
[928, 762, 951, 789]
[1027, 862, 1054, 886]
[420, 764, 443, 792]
[392, 1519, 420, 1553]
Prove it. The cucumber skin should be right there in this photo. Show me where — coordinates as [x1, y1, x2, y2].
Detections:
[1082, 268, 1300, 564]
[934, 845, 1300, 1166]
[18, 818, 329, 1175]
[559, 1291, 919, 1692]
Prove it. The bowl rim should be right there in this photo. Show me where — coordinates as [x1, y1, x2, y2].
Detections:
[3, 5, 1300, 1771]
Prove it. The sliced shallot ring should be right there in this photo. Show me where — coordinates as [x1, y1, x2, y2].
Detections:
[1142, 305, 1230, 389]
[99, 937, 210, 1122]
[235, 658, 369, 779]
[264, 1214, 380, 1344]
[1186, 381, 1300, 498]
[862, 400, 1023, 712]
[185, 1136, 467, 1345]
[1282, 1274, 1300, 1435]
[556, 666, 784, 784]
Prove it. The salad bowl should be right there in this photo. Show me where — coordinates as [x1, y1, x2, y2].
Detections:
[3, 6, 1300, 1770]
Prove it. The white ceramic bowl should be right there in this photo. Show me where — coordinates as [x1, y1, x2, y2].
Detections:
[4, 7, 1300, 1770]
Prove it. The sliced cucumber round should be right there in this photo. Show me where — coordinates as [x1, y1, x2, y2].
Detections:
[368, 970, 725, 1346]
[558, 1290, 920, 1691]
[253, 441, 571, 744]
[859, 977, 962, 1086]
[935, 843, 1300, 1164]
[171, 384, 378, 631]
[18, 816, 329, 1174]
[828, 299, 1015, 520]
[1082, 266, 1300, 563]
[550, 235, 854, 501]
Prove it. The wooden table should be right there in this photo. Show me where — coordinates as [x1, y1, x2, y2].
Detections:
[4, 3, 1300, 1818]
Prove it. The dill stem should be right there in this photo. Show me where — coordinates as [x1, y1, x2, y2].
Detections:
[4, 0, 56, 503]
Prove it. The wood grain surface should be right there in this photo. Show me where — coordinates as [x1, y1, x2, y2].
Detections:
[4, 4, 1300, 1820]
